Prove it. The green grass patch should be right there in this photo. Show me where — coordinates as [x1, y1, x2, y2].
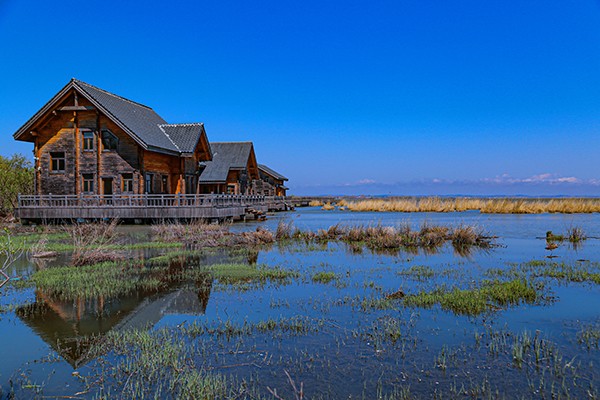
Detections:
[311, 271, 338, 284]
[488, 260, 600, 285]
[403, 279, 538, 316]
[397, 265, 435, 281]
[208, 263, 298, 285]
[31, 260, 164, 299]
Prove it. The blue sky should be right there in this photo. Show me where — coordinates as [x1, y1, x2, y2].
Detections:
[2, 1, 600, 195]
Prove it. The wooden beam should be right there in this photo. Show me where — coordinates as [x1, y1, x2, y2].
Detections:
[57, 106, 95, 111]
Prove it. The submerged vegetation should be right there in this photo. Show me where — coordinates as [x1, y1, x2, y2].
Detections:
[327, 196, 600, 214]
[31, 256, 298, 300]
[486, 259, 600, 285]
[402, 279, 539, 315]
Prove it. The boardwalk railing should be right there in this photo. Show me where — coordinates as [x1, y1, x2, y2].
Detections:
[18, 194, 285, 209]
[16, 194, 290, 223]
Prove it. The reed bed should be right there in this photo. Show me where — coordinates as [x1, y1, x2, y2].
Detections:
[307, 222, 493, 252]
[152, 222, 275, 247]
[150, 220, 492, 255]
[335, 197, 600, 214]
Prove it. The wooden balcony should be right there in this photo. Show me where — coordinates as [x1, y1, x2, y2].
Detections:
[15, 194, 291, 223]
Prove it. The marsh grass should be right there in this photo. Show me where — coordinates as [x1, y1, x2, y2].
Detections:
[66, 220, 125, 266]
[152, 222, 275, 248]
[311, 271, 338, 284]
[31, 248, 298, 300]
[321, 202, 335, 211]
[148, 221, 492, 257]
[89, 328, 253, 399]
[336, 197, 600, 214]
[577, 324, 600, 349]
[397, 265, 435, 281]
[31, 259, 161, 299]
[488, 260, 600, 285]
[208, 263, 298, 285]
[303, 223, 492, 253]
[402, 279, 538, 315]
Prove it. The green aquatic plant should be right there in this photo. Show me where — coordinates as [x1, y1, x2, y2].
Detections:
[207, 263, 298, 285]
[311, 271, 338, 284]
[402, 279, 538, 316]
[577, 324, 600, 349]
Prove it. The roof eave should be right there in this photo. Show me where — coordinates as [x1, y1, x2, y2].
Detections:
[13, 81, 75, 141]
[146, 145, 181, 157]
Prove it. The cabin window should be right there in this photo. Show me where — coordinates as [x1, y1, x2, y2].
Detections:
[101, 129, 118, 151]
[82, 130, 94, 151]
[82, 173, 94, 193]
[161, 175, 169, 194]
[122, 173, 134, 193]
[145, 173, 154, 194]
[227, 184, 236, 195]
[50, 152, 65, 172]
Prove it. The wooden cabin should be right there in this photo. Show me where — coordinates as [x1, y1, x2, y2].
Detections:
[197, 142, 261, 195]
[258, 164, 289, 196]
[13, 79, 212, 196]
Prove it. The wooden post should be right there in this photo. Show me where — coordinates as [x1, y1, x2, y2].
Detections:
[74, 111, 80, 195]
[96, 113, 101, 195]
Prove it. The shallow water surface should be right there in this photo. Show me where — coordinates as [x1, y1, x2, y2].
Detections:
[1, 208, 599, 398]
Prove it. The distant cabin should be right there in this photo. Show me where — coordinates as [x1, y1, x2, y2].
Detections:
[258, 164, 288, 196]
[12, 79, 288, 197]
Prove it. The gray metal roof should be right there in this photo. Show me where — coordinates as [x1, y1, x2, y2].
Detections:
[73, 80, 181, 154]
[258, 164, 288, 181]
[13, 79, 213, 156]
[199, 142, 254, 183]
[159, 123, 206, 154]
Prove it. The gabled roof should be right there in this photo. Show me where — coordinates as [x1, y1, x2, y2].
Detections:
[199, 142, 254, 183]
[73, 80, 180, 153]
[159, 123, 208, 154]
[258, 164, 288, 181]
[13, 79, 209, 157]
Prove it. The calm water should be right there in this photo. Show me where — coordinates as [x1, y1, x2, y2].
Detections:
[1, 207, 599, 398]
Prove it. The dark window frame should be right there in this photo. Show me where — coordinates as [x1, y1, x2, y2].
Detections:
[101, 129, 119, 152]
[145, 173, 154, 194]
[50, 152, 66, 173]
[82, 130, 95, 151]
[82, 173, 94, 193]
[122, 173, 134, 193]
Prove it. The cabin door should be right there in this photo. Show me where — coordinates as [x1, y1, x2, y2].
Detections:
[102, 178, 113, 196]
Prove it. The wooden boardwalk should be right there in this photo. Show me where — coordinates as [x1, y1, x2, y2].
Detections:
[16, 194, 297, 224]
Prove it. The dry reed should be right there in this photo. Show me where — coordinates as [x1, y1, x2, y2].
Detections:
[67, 220, 124, 266]
[335, 197, 600, 214]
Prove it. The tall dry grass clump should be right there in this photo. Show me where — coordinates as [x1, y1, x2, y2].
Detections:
[67, 220, 124, 266]
[334, 197, 600, 214]
[275, 220, 294, 240]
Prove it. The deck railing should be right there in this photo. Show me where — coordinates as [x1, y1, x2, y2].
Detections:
[18, 194, 286, 209]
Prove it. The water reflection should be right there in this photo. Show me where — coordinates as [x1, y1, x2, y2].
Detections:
[13, 248, 254, 367]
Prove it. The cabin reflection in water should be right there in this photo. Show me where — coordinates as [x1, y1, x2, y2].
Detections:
[16, 283, 212, 367]
[15, 249, 255, 367]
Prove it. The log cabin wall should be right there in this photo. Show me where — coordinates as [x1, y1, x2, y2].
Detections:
[36, 113, 76, 195]
[257, 170, 276, 196]
[142, 150, 181, 194]
[183, 157, 198, 194]
[34, 92, 157, 196]
[75, 97, 142, 196]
